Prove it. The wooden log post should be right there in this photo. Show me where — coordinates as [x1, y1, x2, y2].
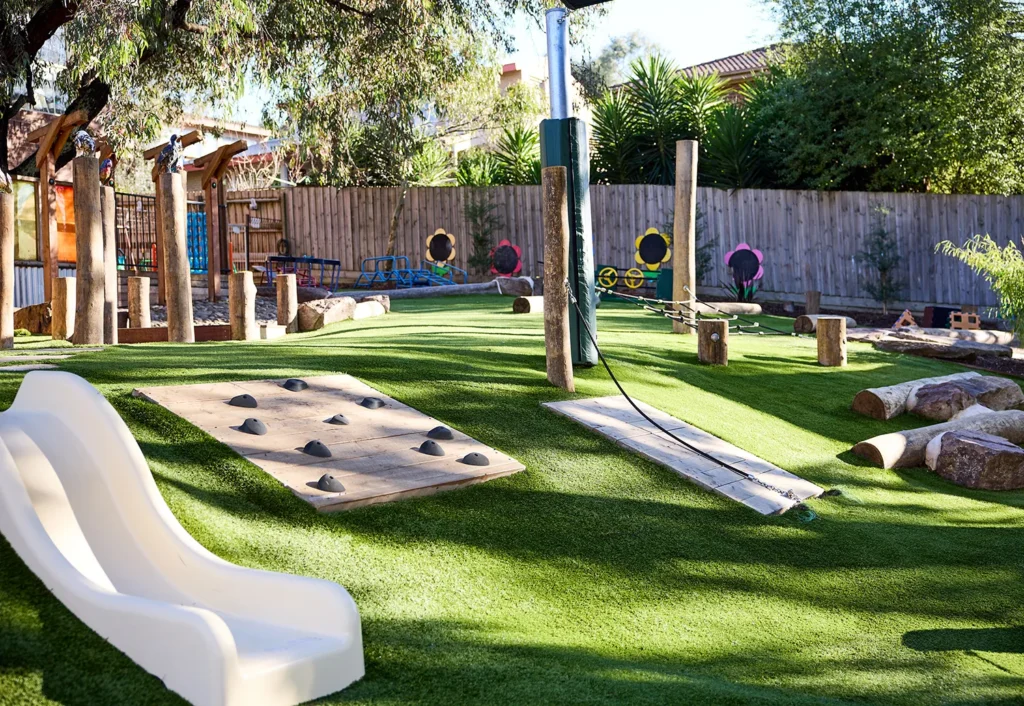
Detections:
[542, 166, 575, 392]
[805, 290, 821, 315]
[0, 187, 14, 348]
[101, 184, 118, 344]
[816, 316, 847, 367]
[697, 319, 728, 365]
[128, 276, 151, 328]
[159, 172, 195, 343]
[40, 154, 58, 301]
[276, 273, 298, 333]
[51, 276, 75, 340]
[71, 156, 104, 345]
[672, 140, 698, 334]
[512, 295, 544, 314]
[229, 271, 259, 341]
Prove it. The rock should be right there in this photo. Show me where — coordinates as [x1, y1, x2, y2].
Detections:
[297, 297, 356, 331]
[908, 377, 1024, 421]
[932, 430, 1024, 490]
[359, 294, 391, 313]
[14, 302, 52, 335]
[908, 382, 980, 421]
[494, 276, 534, 297]
[873, 336, 1013, 360]
[352, 300, 386, 320]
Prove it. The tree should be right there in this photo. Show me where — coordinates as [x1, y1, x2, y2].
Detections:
[757, 0, 1024, 194]
[572, 32, 663, 103]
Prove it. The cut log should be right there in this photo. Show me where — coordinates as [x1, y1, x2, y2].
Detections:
[298, 297, 356, 332]
[159, 172, 194, 343]
[101, 185, 117, 344]
[693, 302, 761, 316]
[14, 302, 52, 335]
[52, 277, 75, 341]
[71, 156, 104, 345]
[795, 314, 856, 333]
[697, 319, 728, 365]
[331, 277, 534, 302]
[128, 276, 151, 328]
[816, 316, 847, 367]
[512, 296, 543, 314]
[228, 271, 258, 341]
[852, 372, 981, 420]
[852, 409, 1024, 469]
[873, 336, 1012, 360]
[275, 273, 298, 333]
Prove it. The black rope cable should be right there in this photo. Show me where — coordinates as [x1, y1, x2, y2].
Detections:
[565, 281, 803, 504]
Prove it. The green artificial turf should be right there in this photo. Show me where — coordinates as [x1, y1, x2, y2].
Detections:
[0, 296, 1022, 705]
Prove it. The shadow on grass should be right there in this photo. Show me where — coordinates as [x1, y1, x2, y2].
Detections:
[903, 627, 1024, 654]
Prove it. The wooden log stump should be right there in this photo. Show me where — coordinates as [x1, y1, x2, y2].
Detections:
[697, 319, 728, 365]
[0, 189, 14, 348]
[101, 184, 118, 344]
[276, 273, 298, 333]
[795, 314, 856, 333]
[542, 166, 574, 392]
[52, 276, 75, 341]
[513, 296, 544, 314]
[852, 372, 981, 420]
[805, 290, 821, 315]
[228, 271, 259, 341]
[71, 156, 104, 345]
[853, 409, 1024, 469]
[159, 171, 194, 343]
[128, 276, 151, 328]
[816, 316, 847, 367]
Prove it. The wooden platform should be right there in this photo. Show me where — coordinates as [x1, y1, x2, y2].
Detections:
[543, 396, 822, 515]
[135, 375, 525, 511]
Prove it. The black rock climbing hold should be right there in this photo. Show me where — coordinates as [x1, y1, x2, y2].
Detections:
[303, 440, 332, 458]
[229, 394, 257, 409]
[283, 378, 309, 392]
[360, 397, 385, 410]
[427, 426, 454, 441]
[326, 414, 350, 426]
[240, 418, 267, 436]
[317, 474, 346, 493]
[419, 440, 445, 457]
[461, 452, 490, 467]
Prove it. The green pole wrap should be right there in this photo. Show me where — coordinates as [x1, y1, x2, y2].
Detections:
[540, 117, 598, 367]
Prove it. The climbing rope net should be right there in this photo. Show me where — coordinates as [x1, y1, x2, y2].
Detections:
[595, 285, 804, 337]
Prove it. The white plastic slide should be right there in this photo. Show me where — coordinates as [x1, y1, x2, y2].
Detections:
[0, 372, 364, 706]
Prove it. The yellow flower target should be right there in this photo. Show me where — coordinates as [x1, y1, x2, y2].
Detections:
[635, 227, 672, 272]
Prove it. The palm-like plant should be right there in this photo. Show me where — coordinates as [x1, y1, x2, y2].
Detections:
[702, 103, 763, 189]
[591, 87, 640, 183]
[456, 149, 502, 186]
[629, 55, 687, 184]
[495, 125, 541, 185]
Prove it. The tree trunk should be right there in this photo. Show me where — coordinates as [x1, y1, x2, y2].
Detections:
[384, 181, 409, 265]
[852, 372, 982, 420]
[853, 410, 1024, 469]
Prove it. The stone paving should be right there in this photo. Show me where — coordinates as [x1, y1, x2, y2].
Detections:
[543, 396, 823, 515]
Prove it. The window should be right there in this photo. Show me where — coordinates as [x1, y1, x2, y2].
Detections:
[13, 181, 38, 261]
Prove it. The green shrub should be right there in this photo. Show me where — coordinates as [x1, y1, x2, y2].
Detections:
[858, 208, 904, 314]
[937, 235, 1024, 336]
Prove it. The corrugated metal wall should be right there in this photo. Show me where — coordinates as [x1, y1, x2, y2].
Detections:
[14, 264, 76, 308]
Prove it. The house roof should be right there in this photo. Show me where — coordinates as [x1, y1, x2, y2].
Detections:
[680, 45, 779, 80]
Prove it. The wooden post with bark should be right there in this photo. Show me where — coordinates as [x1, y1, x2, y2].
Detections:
[193, 140, 246, 301]
[71, 155, 104, 345]
[159, 171, 194, 343]
[101, 184, 118, 344]
[229, 270, 258, 341]
[24, 111, 88, 301]
[128, 276, 151, 328]
[52, 277, 75, 340]
[805, 290, 821, 315]
[542, 166, 574, 392]
[0, 186, 13, 348]
[672, 140, 698, 334]
[144, 131, 202, 306]
[817, 316, 847, 367]
[276, 273, 298, 333]
[697, 319, 728, 365]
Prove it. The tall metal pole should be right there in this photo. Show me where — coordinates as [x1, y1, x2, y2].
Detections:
[546, 8, 571, 120]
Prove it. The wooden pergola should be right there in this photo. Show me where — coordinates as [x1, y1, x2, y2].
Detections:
[143, 130, 202, 304]
[25, 110, 89, 300]
[192, 140, 247, 301]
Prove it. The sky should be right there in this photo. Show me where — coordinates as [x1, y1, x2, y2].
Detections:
[510, 0, 779, 70]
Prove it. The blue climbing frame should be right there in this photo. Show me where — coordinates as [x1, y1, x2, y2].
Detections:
[352, 256, 467, 289]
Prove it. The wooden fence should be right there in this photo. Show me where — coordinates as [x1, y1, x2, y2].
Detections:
[231, 185, 1024, 309]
